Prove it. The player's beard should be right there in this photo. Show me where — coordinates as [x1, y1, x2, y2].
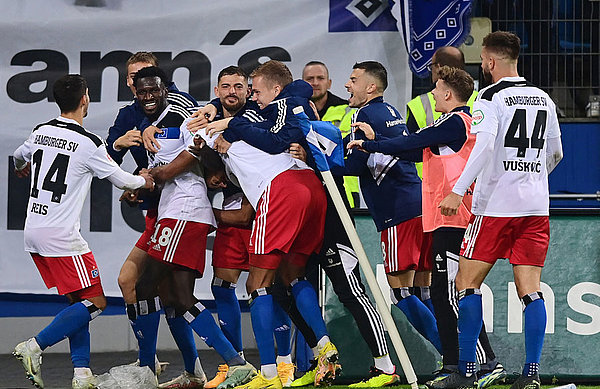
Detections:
[481, 67, 493, 88]
[223, 98, 244, 115]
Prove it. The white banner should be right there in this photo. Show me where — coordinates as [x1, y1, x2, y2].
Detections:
[0, 0, 411, 297]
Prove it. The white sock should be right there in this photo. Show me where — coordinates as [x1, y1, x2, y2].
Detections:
[277, 354, 292, 364]
[261, 364, 278, 379]
[194, 357, 205, 377]
[374, 354, 395, 374]
[316, 335, 330, 351]
[73, 367, 93, 378]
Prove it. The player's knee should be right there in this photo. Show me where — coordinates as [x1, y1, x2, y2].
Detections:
[118, 270, 136, 292]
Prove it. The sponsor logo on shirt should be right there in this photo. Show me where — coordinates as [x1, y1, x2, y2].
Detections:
[472, 109, 484, 125]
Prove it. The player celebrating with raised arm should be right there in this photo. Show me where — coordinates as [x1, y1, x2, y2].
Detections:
[433, 31, 563, 389]
[333, 61, 444, 358]
[12, 74, 153, 389]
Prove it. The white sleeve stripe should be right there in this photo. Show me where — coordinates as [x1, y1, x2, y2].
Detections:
[167, 93, 195, 108]
[271, 99, 287, 134]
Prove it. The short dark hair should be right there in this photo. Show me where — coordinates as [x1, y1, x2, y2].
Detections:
[126, 51, 158, 69]
[482, 31, 521, 60]
[218, 66, 249, 84]
[437, 66, 474, 103]
[303, 61, 329, 78]
[53, 74, 87, 113]
[434, 47, 465, 69]
[353, 61, 388, 92]
[133, 66, 169, 89]
[250, 60, 293, 89]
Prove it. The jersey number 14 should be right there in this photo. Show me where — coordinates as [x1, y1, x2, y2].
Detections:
[30, 149, 70, 203]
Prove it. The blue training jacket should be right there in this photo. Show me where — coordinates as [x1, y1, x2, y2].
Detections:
[333, 96, 422, 232]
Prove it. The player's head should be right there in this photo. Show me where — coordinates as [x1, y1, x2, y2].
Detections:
[250, 60, 293, 109]
[126, 51, 158, 95]
[481, 31, 520, 84]
[53, 74, 90, 117]
[345, 61, 387, 108]
[197, 144, 227, 189]
[430, 46, 465, 83]
[431, 66, 474, 113]
[302, 61, 332, 101]
[133, 66, 169, 120]
[216, 66, 250, 115]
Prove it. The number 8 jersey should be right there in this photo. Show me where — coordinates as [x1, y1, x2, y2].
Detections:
[469, 76, 561, 216]
[14, 117, 121, 256]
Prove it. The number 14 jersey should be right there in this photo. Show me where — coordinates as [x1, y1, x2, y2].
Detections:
[15, 116, 121, 256]
[470, 77, 561, 217]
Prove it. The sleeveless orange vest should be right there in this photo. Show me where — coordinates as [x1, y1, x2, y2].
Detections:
[422, 111, 475, 232]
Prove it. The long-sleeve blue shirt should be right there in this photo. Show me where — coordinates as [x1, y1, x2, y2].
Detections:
[222, 80, 319, 170]
[333, 96, 422, 231]
[106, 82, 197, 168]
[362, 106, 470, 161]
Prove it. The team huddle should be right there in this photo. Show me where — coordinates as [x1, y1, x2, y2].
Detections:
[12, 31, 563, 389]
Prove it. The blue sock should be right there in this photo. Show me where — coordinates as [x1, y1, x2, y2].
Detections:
[273, 302, 292, 356]
[36, 302, 94, 350]
[69, 323, 90, 368]
[212, 283, 243, 353]
[165, 307, 199, 375]
[457, 291, 483, 377]
[523, 294, 546, 376]
[394, 292, 442, 353]
[291, 280, 328, 340]
[186, 303, 241, 365]
[135, 310, 161, 372]
[250, 294, 277, 366]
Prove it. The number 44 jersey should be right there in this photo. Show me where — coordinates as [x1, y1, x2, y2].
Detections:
[469, 77, 561, 217]
[14, 116, 121, 256]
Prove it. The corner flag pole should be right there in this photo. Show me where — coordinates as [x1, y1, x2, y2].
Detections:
[320, 170, 419, 389]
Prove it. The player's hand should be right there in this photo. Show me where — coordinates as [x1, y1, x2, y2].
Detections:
[139, 171, 155, 191]
[119, 189, 142, 207]
[206, 118, 232, 137]
[142, 125, 163, 153]
[347, 139, 366, 152]
[189, 105, 217, 132]
[188, 135, 206, 157]
[213, 134, 231, 154]
[14, 162, 31, 178]
[351, 122, 375, 140]
[114, 130, 142, 150]
[439, 192, 463, 216]
[289, 143, 307, 162]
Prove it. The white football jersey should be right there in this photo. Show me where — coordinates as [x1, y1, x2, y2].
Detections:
[470, 77, 561, 216]
[188, 119, 310, 209]
[15, 116, 121, 256]
[149, 105, 215, 226]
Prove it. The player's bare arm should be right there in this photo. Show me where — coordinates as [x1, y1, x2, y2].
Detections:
[141, 125, 163, 153]
[149, 150, 197, 185]
[213, 196, 255, 228]
[351, 121, 375, 140]
[113, 129, 143, 150]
